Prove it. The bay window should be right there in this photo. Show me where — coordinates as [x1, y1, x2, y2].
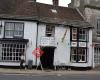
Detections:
[71, 28, 88, 41]
[71, 27, 88, 63]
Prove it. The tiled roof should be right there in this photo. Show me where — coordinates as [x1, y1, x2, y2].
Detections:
[0, 0, 91, 27]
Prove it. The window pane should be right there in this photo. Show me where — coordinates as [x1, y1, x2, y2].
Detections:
[72, 28, 77, 40]
[5, 31, 13, 38]
[5, 23, 14, 30]
[71, 48, 77, 62]
[5, 23, 14, 38]
[78, 48, 86, 62]
[1, 43, 26, 62]
[79, 29, 87, 41]
[5, 22, 24, 38]
[14, 31, 23, 37]
[15, 23, 23, 31]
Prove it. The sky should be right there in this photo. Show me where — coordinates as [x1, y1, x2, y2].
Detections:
[37, 0, 71, 7]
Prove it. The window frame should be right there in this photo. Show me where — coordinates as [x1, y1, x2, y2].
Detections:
[71, 28, 88, 42]
[0, 43, 26, 62]
[71, 27, 88, 63]
[71, 47, 87, 63]
[79, 28, 88, 41]
[72, 28, 77, 40]
[45, 25, 55, 37]
[4, 22, 24, 38]
[96, 19, 100, 37]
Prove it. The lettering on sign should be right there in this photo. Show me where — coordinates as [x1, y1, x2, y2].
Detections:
[71, 42, 77, 47]
[79, 42, 86, 47]
[40, 37, 55, 46]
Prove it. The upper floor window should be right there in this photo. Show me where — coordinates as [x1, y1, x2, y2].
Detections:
[71, 28, 88, 41]
[72, 28, 77, 40]
[5, 22, 24, 38]
[45, 25, 55, 37]
[97, 19, 100, 37]
[79, 28, 87, 41]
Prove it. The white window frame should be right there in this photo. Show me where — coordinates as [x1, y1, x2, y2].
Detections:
[72, 28, 77, 40]
[5, 22, 24, 38]
[45, 25, 55, 37]
[79, 28, 87, 41]
[0, 43, 26, 62]
[71, 48, 87, 63]
[71, 48, 77, 62]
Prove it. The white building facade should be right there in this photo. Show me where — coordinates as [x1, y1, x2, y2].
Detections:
[0, 19, 93, 68]
[0, 0, 93, 68]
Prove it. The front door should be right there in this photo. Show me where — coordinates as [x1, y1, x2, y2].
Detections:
[40, 47, 54, 69]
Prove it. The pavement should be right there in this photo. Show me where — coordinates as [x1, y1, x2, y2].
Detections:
[0, 68, 100, 75]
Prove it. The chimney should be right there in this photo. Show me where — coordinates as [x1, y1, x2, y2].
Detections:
[53, 0, 59, 6]
[28, 0, 36, 2]
[33, 0, 36, 2]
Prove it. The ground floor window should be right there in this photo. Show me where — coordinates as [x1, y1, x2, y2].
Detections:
[71, 48, 87, 63]
[94, 46, 100, 64]
[0, 42, 26, 62]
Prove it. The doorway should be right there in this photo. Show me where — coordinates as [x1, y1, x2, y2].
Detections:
[40, 47, 55, 69]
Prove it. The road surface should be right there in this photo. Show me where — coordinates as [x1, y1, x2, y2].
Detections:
[0, 73, 100, 80]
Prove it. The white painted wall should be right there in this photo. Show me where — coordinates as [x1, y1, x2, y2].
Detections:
[88, 29, 93, 67]
[54, 26, 70, 66]
[37, 24, 71, 66]
[24, 21, 37, 65]
[36, 23, 46, 65]
[37, 23, 46, 46]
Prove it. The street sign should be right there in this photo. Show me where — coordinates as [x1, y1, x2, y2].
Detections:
[32, 47, 44, 58]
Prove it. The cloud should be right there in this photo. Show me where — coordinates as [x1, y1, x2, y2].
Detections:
[37, 0, 71, 7]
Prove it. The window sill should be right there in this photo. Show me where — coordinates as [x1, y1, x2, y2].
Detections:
[71, 61, 87, 63]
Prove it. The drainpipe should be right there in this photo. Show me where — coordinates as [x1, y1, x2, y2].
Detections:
[92, 45, 95, 68]
[35, 21, 39, 65]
